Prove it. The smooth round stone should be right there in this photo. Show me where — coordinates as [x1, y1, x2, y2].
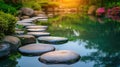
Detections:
[17, 35, 36, 45]
[37, 19, 48, 22]
[16, 22, 35, 26]
[38, 36, 68, 44]
[15, 31, 24, 35]
[22, 18, 36, 21]
[32, 17, 47, 19]
[17, 20, 32, 23]
[26, 25, 48, 29]
[3, 36, 21, 51]
[18, 44, 55, 56]
[27, 32, 50, 37]
[27, 29, 46, 32]
[37, 14, 48, 19]
[39, 50, 80, 64]
[0, 43, 10, 58]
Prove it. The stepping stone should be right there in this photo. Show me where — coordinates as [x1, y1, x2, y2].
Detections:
[17, 35, 36, 45]
[3, 36, 21, 51]
[0, 43, 10, 58]
[37, 19, 48, 22]
[22, 18, 36, 21]
[15, 31, 24, 35]
[18, 43, 55, 56]
[26, 25, 48, 29]
[26, 28, 46, 32]
[38, 36, 68, 44]
[17, 20, 32, 23]
[39, 50, 80, 64]
[27, 32, 50, 37]
[32, 17, 47, 19]
[37, 14, 48, 19]
[16, 22, 35, 26]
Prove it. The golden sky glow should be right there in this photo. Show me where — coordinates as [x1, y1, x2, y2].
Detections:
[59, 0, 80, 8]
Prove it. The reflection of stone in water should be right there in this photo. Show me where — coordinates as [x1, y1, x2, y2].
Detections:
[88, 15, 97, 22]
[73, 30, 80, 36]
[42, 64, 73, 67]
[97, 18, 104, 24]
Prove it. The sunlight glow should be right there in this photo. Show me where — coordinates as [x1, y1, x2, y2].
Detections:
[55, 0, 81, 8]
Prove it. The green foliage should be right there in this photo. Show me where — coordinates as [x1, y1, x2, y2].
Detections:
[0, 11, 17, 39]
[22, 1, 41, 10]
[0, 2, 17, 15]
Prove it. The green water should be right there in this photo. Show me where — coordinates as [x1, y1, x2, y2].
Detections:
[0, 14, 120, 67]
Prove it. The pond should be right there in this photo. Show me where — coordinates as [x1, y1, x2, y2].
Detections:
[1, 14, 120, 67]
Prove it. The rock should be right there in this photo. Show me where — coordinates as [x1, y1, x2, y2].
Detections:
[34, 11, 42, 16]
[15, 31, 24, 35]
[0, 42, 10, 58]
[20, 7, 34, 16]
[17, 35, 36, 45]
[88, 5, 97, 15]
[27, 29, 46, 32]
[27, 32, 50, 37]
[37, 19, 48, 22]
[17, 20, 32, 23]
[26, 25, 48, 29]
[16, 22, 35, 26]
[18, 43, 55, 56]
[32, 17, 47, 20]
[22, 16, 30, 19]
[37, 14, 48, 19]
[3, 36, 21, 51]
[38, 36, 68, 44]
[22, 18, 37, 22]
[39, 50, 80, 64]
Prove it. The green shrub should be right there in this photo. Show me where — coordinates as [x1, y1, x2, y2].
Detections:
[0, 11, 17, 36]
[22, 1, 41, 10]
[0, 2, 17, 15]
[32, 3, 41, 10]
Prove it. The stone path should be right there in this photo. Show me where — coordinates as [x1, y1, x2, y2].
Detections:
[1, 13, 80, 64]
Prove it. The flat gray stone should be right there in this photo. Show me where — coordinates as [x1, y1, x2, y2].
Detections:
[15, 31, 24, 35]
[37, 14, 48, 19]
[37, 19, 48, 22]
[17, 20, 32, 23]
[19, 43, 55, 56]
[26, 25, 48, 29]
[16, 22, 35, 26]
[32, 16, 47, 19]
[38, 36, 68, 44]
[0, 43, 10, 58]
[22, 18, 36, 21]
[39, 50, 80, 64]
[3, 36, 21, 51]
[27, 29, 46, 32]
[27, 32, 50, 37]
[17, 35, 36, 45]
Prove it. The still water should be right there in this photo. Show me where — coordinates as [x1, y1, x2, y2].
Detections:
[0, 14, 120, 67]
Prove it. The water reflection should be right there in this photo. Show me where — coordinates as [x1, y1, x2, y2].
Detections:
[48, 14, 120, 67]
[0, 52, 21, 67]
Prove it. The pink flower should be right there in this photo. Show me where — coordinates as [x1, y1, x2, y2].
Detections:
[96, 7, 105, 16]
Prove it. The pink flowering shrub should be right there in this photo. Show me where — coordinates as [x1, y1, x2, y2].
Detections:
[96, 7, 105, 16]
[111, 7, 120, 16]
